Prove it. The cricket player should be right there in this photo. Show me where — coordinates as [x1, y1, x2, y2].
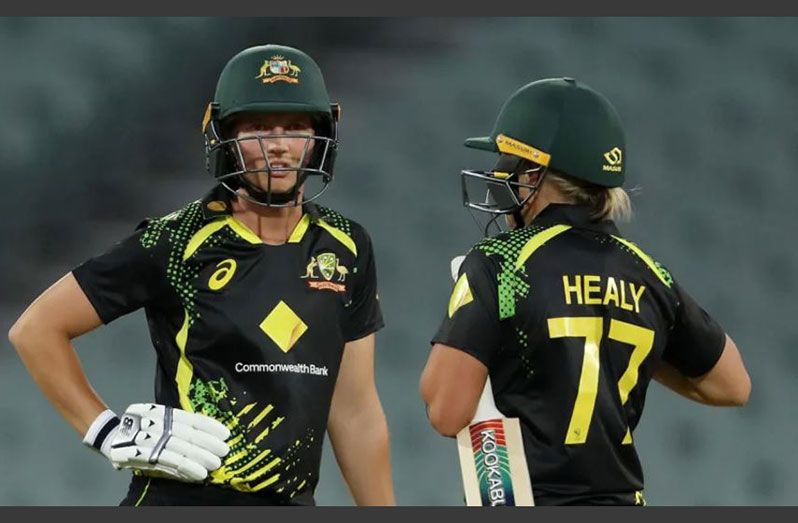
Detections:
[9, 44, 395, 506]
[420, 78, 751, 505]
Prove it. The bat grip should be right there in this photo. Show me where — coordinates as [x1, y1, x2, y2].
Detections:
[471, 378, 504, 423]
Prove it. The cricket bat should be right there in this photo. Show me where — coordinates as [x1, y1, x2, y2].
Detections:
[450, 255, 535, 506]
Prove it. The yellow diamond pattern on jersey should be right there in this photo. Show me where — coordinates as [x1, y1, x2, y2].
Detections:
[260, 301, 308, 353]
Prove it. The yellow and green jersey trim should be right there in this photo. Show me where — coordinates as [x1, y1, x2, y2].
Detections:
[137, 202, 295, 493]
[287, 212, 357, 255]
[182, 210, 356, 258]
[474, 224, 571, 320]
[138, 201, 341, 496]
[175, 310, 193, 411]
[150, 201, 357, 417]
[515, 224, 572, 270]
[611, 236, 673, 288]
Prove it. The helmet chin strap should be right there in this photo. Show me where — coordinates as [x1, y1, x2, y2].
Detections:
[510, 209, 525, 230]
[234, 172, 306, 207]
[509, 168, 548, 230]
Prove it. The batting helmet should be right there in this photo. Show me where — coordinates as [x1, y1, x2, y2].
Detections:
[203, 44, 341, 206]
[461, 78, 625, 220]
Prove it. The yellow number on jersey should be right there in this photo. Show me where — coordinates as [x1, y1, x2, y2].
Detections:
[547, 317, 604, 444]
[547, 316, 655, 445]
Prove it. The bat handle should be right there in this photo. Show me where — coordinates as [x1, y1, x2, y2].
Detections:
[450, 255, 466, 282]
[472, 378, 504, 423]
[449, 256, 504, 424]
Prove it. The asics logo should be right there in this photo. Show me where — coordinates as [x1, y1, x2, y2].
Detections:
[209, 259, 237, 290]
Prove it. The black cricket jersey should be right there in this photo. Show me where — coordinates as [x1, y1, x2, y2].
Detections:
[432, 204, 725, 505]
[73, 184, 383, 505]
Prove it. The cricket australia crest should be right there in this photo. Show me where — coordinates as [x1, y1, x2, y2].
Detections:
[301, 252, 347, 292]
[255, 55, 302, 84]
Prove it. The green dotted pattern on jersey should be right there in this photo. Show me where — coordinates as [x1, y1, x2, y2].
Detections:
[317, 206, 353, 238]
[190, 377, 283, 491]
[189, 376, 313, 495]
[473, 225, 548, 320]
[517, 327, 535, 376]
[516, 327, 529, 348]
[190, 377, 231, 418]
[139, 204, 316, 497]
[198, 225, 238, 254]
[609, 236, 674, 288]
[139, 201, 205, 324]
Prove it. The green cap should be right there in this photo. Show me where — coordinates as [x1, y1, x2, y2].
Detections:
[465, 78, 626, 187]
[213, 44, 333, 122]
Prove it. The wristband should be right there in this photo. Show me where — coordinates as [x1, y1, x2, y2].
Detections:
[82, 409, 120, 458]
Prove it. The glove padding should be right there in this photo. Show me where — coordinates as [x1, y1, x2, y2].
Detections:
[84, 403, 230, 482]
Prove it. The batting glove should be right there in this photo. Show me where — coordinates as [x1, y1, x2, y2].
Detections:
[83, 403, 230, 482]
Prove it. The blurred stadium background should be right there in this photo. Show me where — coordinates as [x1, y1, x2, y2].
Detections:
[0, 17, 796, 505]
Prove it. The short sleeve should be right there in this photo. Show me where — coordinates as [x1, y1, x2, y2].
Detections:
[430, 250, 502, 367]
[342, 228, 384, 342]
[71, 220, 169, 324]
[661, 282, 726, 377]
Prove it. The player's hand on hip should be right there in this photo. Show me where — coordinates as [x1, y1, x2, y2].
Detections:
[82, 403, 231, 482]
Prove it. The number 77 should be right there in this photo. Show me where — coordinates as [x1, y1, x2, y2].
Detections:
[547, 317, 655, 445]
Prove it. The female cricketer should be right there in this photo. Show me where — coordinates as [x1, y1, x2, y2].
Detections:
[421, 77, 751, 506]
[10, 44, 395, 506]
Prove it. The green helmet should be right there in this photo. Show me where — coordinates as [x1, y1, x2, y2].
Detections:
[461, 78, 625, 227]
[203, 44, 341, 206]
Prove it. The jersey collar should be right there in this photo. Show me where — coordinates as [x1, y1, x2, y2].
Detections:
[530, 203, 620, 235]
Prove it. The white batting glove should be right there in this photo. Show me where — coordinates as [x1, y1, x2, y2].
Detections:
[83, 403, 231, 482]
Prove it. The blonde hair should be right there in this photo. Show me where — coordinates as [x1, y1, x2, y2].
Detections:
[543, 170, 632, 221]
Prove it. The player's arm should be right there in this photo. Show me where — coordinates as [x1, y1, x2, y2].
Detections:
[327, 333, 395, 505]
[420, 344, 487, 437]
[654, 282, 751, 407]
[9, 226, 229, 481]
[8, 272, 108, 435]
[422, 252, 500, 437]
[654, 334, 750, 406]
[9, 222, 164, 436]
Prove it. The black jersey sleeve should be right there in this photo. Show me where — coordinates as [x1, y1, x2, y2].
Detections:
[342, 228, 384, 342]
[661, 282, 726, 377]
[71, 220, 169, 325]
[430, 250, 501, 368]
